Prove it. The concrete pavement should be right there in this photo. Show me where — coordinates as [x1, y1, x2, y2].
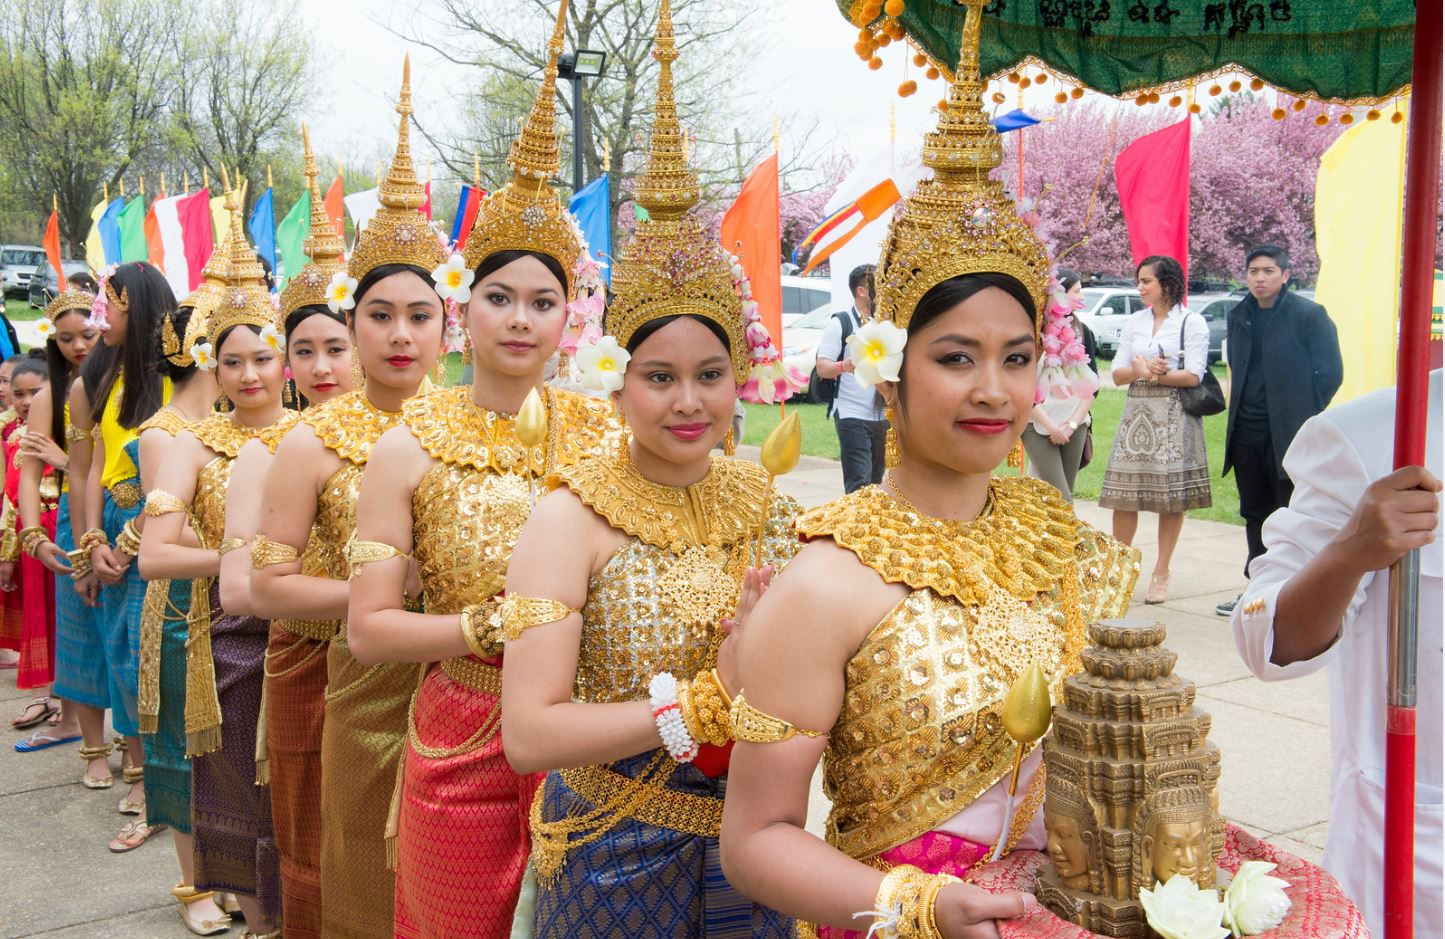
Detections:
[0, 451, 1331, 937]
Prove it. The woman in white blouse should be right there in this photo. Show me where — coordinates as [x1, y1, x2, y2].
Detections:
[1098, 254, 1212, 602]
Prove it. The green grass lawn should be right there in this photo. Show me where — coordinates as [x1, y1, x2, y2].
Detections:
[744, 381, 1241, 525]
[5, 298, 42, 322]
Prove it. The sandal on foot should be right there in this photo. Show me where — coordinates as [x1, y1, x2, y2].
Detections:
[219, 894, 243, 918]
[172, 883, 232, 936]
[14, 730, 82, 752]
[1144, 573, 1170, 604]
[11, 697, 58, 729]
[118, 793, 144, 815]
[78, 743, 115, 788]
[108, 819, 166, 853]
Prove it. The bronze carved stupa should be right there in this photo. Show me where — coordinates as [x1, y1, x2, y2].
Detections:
[1038, 617, 1224, 937]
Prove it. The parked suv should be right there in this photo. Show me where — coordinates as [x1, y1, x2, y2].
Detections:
[1, 245, 45, 299]
[1074, 286, 1144, 359]
[1188, 293, 1235, 364]
[27, 260, 92, 308]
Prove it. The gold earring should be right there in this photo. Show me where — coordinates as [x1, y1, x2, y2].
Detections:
[349, 350, 365, 389]
[885, 405, 900, 469]
[461, 333, 472, 367]
[283, 380, 294, 407]
[723, 427, 735, 456]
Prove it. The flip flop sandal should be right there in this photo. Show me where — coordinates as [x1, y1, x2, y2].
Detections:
[11, 697, 58, 729]
[108, 819, 166, 853]
[13, 731, 82, 752]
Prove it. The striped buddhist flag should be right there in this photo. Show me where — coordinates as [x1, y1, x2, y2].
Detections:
[450, 184, 485, 249]
[796, 178, 901, 276]
[150, 190, 215, 296]
[117, 197, 147, 263]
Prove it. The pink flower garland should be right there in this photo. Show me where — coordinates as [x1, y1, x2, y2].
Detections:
[87, 263, 120, 332]
[729, 253, 806, 405]
[1039, 275, 1099, 402]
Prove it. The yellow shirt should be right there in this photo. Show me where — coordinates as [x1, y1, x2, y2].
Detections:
[99, 373, 172, 488]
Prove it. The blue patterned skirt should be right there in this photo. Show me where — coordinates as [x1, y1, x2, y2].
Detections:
[533, 749, 793, 939]
[142, 575, 192, 832]
[99, 483, 143, 736]
[50, 493, 111, 710]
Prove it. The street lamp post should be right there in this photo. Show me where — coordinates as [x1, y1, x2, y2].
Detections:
[557, 49, 607, 193]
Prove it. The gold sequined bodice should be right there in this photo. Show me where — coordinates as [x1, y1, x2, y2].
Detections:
[799, 478, 1139, 861]
[317, 463, 364, 582]
[403, 386, 616, 657]
[189, 412, 299, 548]
[562, 451, 802, 703]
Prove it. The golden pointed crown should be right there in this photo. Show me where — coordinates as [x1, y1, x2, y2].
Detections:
[605, 0, 748, 383]
[347, 57, 448, 282]
[44, 289, 95, 324]
[208, 170, 280, 347]
[280, 124, 348, 319]
[873, 0, 1050, 334]
[461, 0, 583, 289]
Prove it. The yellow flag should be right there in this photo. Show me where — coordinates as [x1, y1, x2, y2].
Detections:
[1313, 100, 1408, 405]
[84, 199, 109, 270]
[211, 193, 230, 247]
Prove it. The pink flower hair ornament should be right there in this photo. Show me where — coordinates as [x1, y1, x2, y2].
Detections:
[87, 263, 120, 331]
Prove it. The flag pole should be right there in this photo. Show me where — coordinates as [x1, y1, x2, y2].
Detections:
[1385, 1, 1442, 936]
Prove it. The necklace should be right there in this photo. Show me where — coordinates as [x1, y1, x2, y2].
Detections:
[883, 473, 992, 529]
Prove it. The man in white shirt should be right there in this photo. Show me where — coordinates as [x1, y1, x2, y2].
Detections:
[815, 264, 887, 493]
[1232, 369, 1441, 936]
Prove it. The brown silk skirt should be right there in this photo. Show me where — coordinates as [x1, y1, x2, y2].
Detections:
[262, 621, 336, 939]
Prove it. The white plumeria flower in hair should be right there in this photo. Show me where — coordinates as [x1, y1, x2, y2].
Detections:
[190, 340, 217, 371]
[846, 320, 907, 387]
[327, 271, 358, 314]
[575, 336, 631, 393]
[259, 323, 286, 354]
[431, 253, 475, 305]
[33, 319, 55, 340]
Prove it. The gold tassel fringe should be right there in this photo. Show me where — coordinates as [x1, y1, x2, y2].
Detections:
[183, 576, 224, 758]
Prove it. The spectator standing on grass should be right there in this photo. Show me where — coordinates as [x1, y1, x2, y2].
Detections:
[814, 263, 887, 493]
[1215, 244, 1342, 616]
[1099, 254, 1211, 604]
[1022, 268, 1099, 500]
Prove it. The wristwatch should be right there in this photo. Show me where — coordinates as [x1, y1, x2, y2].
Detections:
[1066, 420, 1079, 432]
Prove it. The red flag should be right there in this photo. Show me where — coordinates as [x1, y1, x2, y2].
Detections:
[43, 206, 63, 286]
[422, 181, 432, 221]
[177, 189, 215, 290]
[1114, 117, 1192, 292]
[324, 173, 346, 259]
[720, 153, 782, 347]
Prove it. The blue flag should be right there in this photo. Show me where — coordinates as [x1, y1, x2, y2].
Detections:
[98, 198, 125, 266]
[991, 109, 1041, 133]
[249, 188, 277, 291]
[568, 174, 611, 285]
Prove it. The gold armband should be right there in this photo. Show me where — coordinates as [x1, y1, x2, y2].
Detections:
[216, 538, 246, 557]
[678, 669, 733, 746]
[869, 864, 959, 939]
[497, 595, 578, 642]
[89, 425, 101, 442]
[0, 529, 18, 563]
[114, 519, 142, 557]
[78, 528, 109, 553]
[728, 691, 825, 744]
[251, 534, 300, 569]
[144, 490, 189, 518]
[345, 535, 410, 578]
[65, 424, 86, 444]
[19, 526, 49, 559]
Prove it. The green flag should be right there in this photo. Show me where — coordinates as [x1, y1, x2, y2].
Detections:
[117, 197, 147, 263]
[275, 188, 311, 289]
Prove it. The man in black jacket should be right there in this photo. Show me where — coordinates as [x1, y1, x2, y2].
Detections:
[1216, 244, 1343, 615]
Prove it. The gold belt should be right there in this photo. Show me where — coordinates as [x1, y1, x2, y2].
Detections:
[439, 655, 503, 695]
[278, 618, 340, 642]
[556, 763, 723, 838]
[109, 479, 142, 509]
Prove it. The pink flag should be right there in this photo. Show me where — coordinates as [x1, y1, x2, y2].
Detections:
[177, 189, 214, 291]
[1114, 117, 1192, 291]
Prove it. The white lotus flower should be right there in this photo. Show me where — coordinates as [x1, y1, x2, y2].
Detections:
[845, 320, 907, 387]
[1141, 875, 1230, 939]
[431, 253, 475, 304]
[260, 323, 286, 354]
[33, 319, 55, 340]
[575, 336, 631, 393]
[190, 341, 216, 371]
[1222, 862, 1291, 936]
[327, 271, 358, 314]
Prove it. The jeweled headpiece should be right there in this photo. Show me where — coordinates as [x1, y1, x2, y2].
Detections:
[872, 0, 1051, 335]
[604, 0, 750, 384]
[44, 289, 95, 324]
[460, 0, 584, 289]
[281, 124, 347, 320]
[346, 57, 448, 283]
[208, 171, 281, 348]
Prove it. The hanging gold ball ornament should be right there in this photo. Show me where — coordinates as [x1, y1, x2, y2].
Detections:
[912, 52, 927, 67]
[1391, 110, 1404, 124]
[1169, 95, 1183, 107]
[991, 91, 1006, 104]
[1188, 102, 1202, 114]
[858, 27, 872, 42]
[1271, 107, 1286, 120]
[1134, 94, 1148, 106]
[1007, 71, 1020, 83]
[1315, 114, 1329, 126]
[1070, 87, 1084, 100]
[1250, 78, 1265, 91]
[1208, 83, 1222, 96]
[868, 56, 883, 70]
[877, 32, 892, 46]
[1055, 91, 1068, 104]
[937, 98, 949, 113]
[861, 2, 882, 19]
[926, 66, 940, 80]
[1019, 75, 1032, 88]
[1291, 98, 1307, 112]
[884, 0, 905, 16]
[1367, 109, 1382, 121]
[1147, 91, 1160, 103]
[1339, 113, 1354, 125]
[1228, 79, 1242, 93]
[898, 80, 918, 97]
[854, 41, 870, 57]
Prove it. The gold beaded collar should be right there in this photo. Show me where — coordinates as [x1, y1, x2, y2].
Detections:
[797, 476, 1081, 606]
[556, 446, 770, 552]
[139, 406, 199, 438]
[299, 389, 406, 465]
[189, 411, 299, 459]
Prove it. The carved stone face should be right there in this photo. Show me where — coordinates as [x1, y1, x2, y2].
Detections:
[1151, 818, 1208, 883]
[1045, 808, 1090, 888]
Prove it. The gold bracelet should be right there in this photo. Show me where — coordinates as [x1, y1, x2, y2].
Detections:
[710, 667, 734, 710]
[78, 528, 109, 553]
[728, 690, 825, 744]
[143, 490, 188, 518]
[114, 519, 142, 557]
[217, 537, 246, 557]
[459, 605, 491, 658]
[0, 530, 18, 563]
[497, 595, 578, 642]
[344, 535, 410, 578]
[19, 525, 48, 555]
[67, 548, 91, 575]
[251, 533, 300, 569]
[919, 873, 960, 938]
[679, 670, 733, 746]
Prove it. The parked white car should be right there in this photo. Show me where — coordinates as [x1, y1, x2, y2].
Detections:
[1074, 285, 1144, 359]
[779, 274, 831, 329]
[781, 304, 841, 387]
[1, 245, 45, 299]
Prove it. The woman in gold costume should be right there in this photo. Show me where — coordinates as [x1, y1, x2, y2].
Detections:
[138, 184, 296, 937]
[343, 8, 614, 935]
[499, 8, 800, 938]
[248, 87, 445, 938]
[719, 5, 1138, 938]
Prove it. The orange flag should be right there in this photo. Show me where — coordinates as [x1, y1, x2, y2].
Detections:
[721, 153, 782, 348]
[43, 202, 64, 286]
[324, 173, 346, 259]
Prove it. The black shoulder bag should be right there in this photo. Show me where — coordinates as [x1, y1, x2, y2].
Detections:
[1176, 312, 1226, 417]
[807, 311, 855, 415]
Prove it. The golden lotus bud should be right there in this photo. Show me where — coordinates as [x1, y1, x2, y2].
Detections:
[1001, 662, 1052, 744]
[516, 387, 547, 449]
[760, 412, 802, 477]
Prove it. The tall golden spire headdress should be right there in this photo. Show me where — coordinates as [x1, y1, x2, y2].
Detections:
[461, 0, 584, 288]
[207, 166, 281, 348]
[871, 0, 1051, 334]
[280, 123, 349, 319]
[602, 0, 751, 384]
[346, 56, 447, 282]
